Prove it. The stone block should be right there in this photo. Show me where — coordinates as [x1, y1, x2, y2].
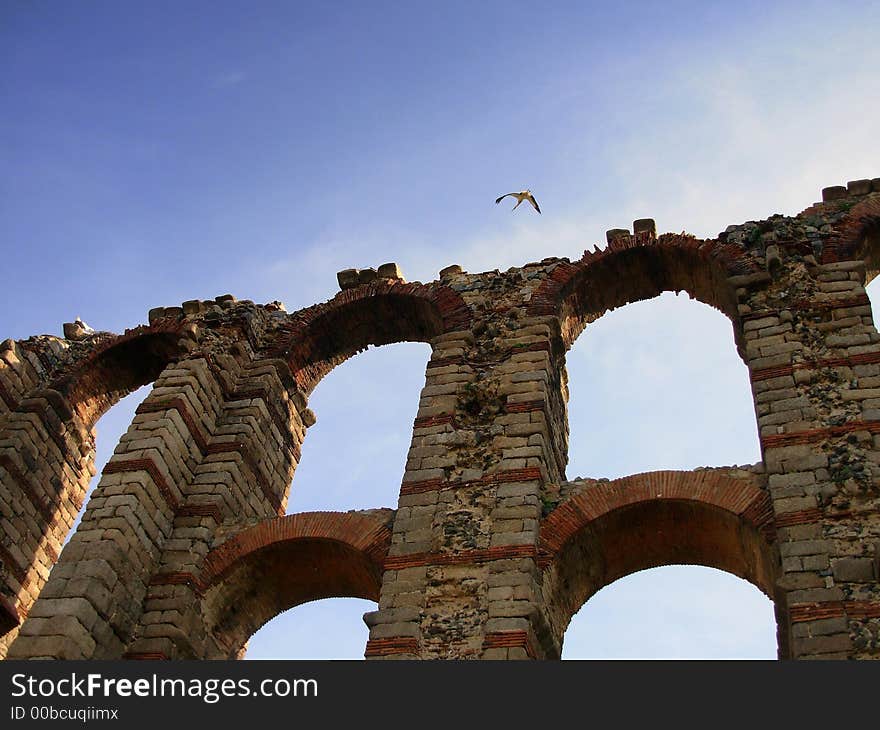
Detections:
[846, 179, 872, 196]
[357, 268, 378, 284]
[632, 218, 656, 238]
[336, 268, 360, 290]
[830, 556, 875, 582]
[377, 262, 403, 280]
[821, 186, 847, 202]
[605, 228, 630, 244]
[439, 264, 463, 278]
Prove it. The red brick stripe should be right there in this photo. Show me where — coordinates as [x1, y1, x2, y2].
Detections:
[123, 652, 169, 660]
[483, 630, 538, 658]
[790, 601, 880, 623]
[176, 504, 224, 522]
[384, 544, 536, 571]
[505, 399, 545, 414]
[413, 414, 454, 429]
[364, 637, 419, 657]
[761, 420, 880, 449]
[103, 457, 180, 512]
[400, 467, 543, 497]
[149, 571, 207, 595]
[752, 351, 880, 382]
[426, 356, 466, 369]
[774, 508, 824, 528]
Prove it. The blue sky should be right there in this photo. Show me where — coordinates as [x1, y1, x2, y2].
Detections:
[3, 1, 879, 658]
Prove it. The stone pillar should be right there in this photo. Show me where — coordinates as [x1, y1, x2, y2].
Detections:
[7, 357, 226, 659]
[366, 273, 567, 659]
[125, 355, 308, 659]
[0, 341, 94, 658]
[742, 258, 880, 659]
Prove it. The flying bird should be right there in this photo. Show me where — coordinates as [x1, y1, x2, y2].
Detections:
[495, 189, 541, 214]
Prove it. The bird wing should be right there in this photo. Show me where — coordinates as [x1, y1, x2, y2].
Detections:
[527, 194, 541, 214]
[495, 193, 516, 204]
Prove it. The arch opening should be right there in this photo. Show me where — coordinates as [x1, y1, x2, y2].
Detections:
[198, 511, 391, 659]
[564, 292, 760, 481]
[283, 286, 460, 396]
[540, 482, 784, 659]
[64, 384, 152, 542]
[287, 341, 430, 513]
[245, 598, 375, 659]
[55, 329, 185, 428]
[203, 538, 381, 659]
[561, 565, 777, 659]
[557, 241, 744, 353]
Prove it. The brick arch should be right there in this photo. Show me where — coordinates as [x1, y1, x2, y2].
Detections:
[198, 510, 394, 658]
[269, 280, 471, 394]
[528, 234, 758, 352]
[823, 195, 880, 280]
[49, 320, 191, 428]
[539, 470, 782, 657]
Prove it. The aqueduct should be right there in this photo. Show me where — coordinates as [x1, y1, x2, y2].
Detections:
[2, 180, 880, 659]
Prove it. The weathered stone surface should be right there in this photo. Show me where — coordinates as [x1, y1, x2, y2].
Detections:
[847, 179, 872, 196]
[4, 176, 880, 662]
[439, 264, 463, 278]
[632, 218, 656, 238]
[822, 185, 847, 201]
[336, 268, 360, 290]
[377, 262, 403, 280]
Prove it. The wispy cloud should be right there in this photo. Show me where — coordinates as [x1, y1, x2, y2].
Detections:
[211, 70, 247, 89]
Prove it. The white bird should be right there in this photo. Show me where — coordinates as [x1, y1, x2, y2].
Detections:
[495, 189, 541, 214]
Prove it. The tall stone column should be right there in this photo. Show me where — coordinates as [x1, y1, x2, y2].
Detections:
[0, 340, 94, 658]
[7, 357, 226, 659]
[124, 354, 309, 659]
[742, 253, 880, 659]
[366, 270, 567, 659]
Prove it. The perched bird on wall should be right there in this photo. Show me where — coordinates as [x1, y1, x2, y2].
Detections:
[495, 189, 541, 214]
[63, 317, 96, 340]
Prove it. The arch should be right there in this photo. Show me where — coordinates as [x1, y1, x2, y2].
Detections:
[823, 195, 880, 281]
[528, 234, 759, 353]
[49, 321, 191, 429]
[284, 341, 431, 514]
[538, 470, 782, 657]
[563, 292, 761, 480]
[199, 510, 394, 658]
[269, 280, 470, 395]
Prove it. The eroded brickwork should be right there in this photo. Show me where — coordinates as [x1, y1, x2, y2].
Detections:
[2, 179, 880, 659]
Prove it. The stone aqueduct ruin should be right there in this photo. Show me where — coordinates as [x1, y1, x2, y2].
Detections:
[2, 180, 880, 661]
